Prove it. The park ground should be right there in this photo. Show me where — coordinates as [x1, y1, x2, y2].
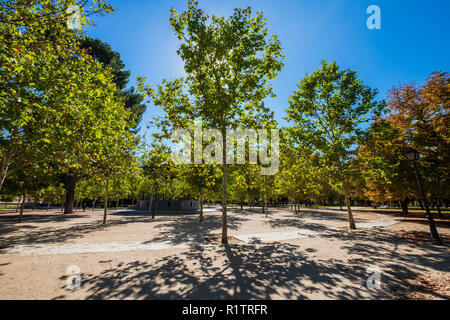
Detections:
[0, 206, 449, 300]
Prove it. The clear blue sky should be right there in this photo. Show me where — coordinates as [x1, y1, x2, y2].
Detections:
[85, 0, 450, 133]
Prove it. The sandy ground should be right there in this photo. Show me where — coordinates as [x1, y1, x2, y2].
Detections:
[0, 206, 449, 300]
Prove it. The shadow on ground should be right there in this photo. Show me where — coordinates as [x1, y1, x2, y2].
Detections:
[0, 212, 158, 252]
[0, 209, 249, 251]
[58, 239, 449, 300]
[146, 214, 250, 245]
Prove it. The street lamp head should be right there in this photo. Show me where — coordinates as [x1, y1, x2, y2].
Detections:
[404, 147, 420, 161]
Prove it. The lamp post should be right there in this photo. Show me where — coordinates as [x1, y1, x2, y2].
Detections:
[404, 147, 443, 245]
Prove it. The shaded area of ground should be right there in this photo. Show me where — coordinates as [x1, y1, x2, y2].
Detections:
[392, 273, 450, 300]
[60, 239, 449, 300]
[0, 207, 449, 300]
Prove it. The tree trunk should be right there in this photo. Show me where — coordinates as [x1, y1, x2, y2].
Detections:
[435, 197, 443, 219]
[92, 199, 96, 211]
[63, 174, 77, 214]
[0, 152, 12, 193]
[0, 170, 7, 193]
[152, 187, 158, 219]
[18, 192, 26, 223]
[199, 190, 204, 222]
[265, 200, 268, 218]
[221, 128, 228, 244]
[412, 161, 442, 245]
[103, 180, 109, 225]
[343, 186, 356, 229]
[419, 199, 424, 210]
[437, 202, 443, 219]
[400, 199, 409, 215]
[116, 199, 119, 209]
[148, 193, 154, 218]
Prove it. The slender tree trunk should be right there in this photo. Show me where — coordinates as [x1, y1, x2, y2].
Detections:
[18, 192, 26, 223]
[148, 193, 154, 217]
[152, 187, 158, 219]
[221, 128, 228, 244]
[435, 197, 443, 219]
[92, 199, 96, 211]
[437, 202, 443, 219]
[199, 190, 204, 222]
[47, 202, 50, 212]
[116, 199, 119, 209]
[103, 180, 109, 225]
[412, 162, 442, 244]
[265, 200, 268, 218]
[63, 174, 77, 214]
[419, 199, 424, 210]
[343, 185, 356, 229]
[0, 170, 7, 193]
[0, 152, 12, 193]
[400, 199, 409, 215]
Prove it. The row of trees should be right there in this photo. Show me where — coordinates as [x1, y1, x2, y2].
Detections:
[1, 1, 448, 242]
[136, 1, 449, 242]
[1, 0, 143, 223]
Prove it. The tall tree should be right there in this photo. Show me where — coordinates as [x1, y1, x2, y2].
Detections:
[55, 37, 148, 214]
[387, 72, 450, 210]
[139, 1, 284, 243]
[286, 60, 385, 229]
[80, 37, 147, 131]
[0, 0, 121, 210]
[184, 164, 220, 221]
[355, 119, 416, 213]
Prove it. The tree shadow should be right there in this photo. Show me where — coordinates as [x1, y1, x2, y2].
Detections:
[0, 209, 249, 252]
[0, 215, 162, 253]
[265, 217, 338, 233]
[109, 209, 200, 217]
[398, 218, 450, 230]
[145, 215, 250, 245]
[72, 244, 370, 299]
[69, 239, 449, 300]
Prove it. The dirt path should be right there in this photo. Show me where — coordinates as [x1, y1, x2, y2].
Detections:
[0, 207, 448, 300]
